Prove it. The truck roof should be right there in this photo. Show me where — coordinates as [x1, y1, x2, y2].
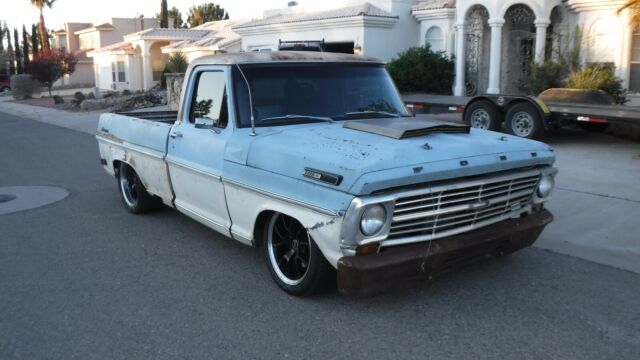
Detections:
[188, 51, 384, 67]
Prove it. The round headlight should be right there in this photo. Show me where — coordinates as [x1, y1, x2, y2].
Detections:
[360, 204, 387, 236]
[537, 175, 554, 198]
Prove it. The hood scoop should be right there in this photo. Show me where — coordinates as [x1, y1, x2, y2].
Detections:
[343, 117, 470, 139]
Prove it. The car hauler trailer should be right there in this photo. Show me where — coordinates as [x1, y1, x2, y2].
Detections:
[403, 91, 640, 140]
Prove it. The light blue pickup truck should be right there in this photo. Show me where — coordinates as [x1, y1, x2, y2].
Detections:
[96, 51, 556, 296]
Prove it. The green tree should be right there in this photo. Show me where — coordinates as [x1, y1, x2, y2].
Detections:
[169, 7, 185, 28]
[6, 24, 15, 75]
[159, 0, 169, 28]
[187, 3, 229, 28]
[14, 28, 23, 74]
[0, 22, 4, 54]
[31, 24, 40, 55]
[22, 25, 30, 72]
[30, 0, 56, 50]
[166, 51, 188, 73]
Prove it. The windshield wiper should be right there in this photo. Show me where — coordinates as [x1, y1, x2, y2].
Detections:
[259, 114, 335, 124]
[338, 111, 408, 119]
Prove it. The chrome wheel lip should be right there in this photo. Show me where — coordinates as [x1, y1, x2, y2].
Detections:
[470, 109, 491, 129]
[267, 214, 310, 286]
[511, 111, 534, 137]
[119, 166, 138, 208]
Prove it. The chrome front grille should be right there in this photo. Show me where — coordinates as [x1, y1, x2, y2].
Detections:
[385, 172, 540, 245]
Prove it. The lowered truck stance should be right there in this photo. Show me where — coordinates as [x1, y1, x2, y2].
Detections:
[96, 52, 557, 297]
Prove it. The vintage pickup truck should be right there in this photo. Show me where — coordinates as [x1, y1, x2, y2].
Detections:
[96, 52, 556, 297]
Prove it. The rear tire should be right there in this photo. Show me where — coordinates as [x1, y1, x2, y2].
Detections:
[464, 100, 502, 131]
[117, 162, 162, 214]
[505, 103, 544, 139]
[263, 213, 334, 296]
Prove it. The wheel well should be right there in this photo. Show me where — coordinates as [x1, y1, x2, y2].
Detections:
[113, 160, 122, 178]
[253, 210, 276, 248]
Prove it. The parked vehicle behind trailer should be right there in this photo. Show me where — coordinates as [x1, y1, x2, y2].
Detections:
[0, 75, 11, 93]
[96, 52, 557, 297]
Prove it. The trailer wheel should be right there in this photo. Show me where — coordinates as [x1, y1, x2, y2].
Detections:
[505, 103, 544, 139]
[464, 100, 502, 131]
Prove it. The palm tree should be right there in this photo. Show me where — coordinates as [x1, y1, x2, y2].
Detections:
[620, 1, 640, 26]
[30, 0, 56, 50]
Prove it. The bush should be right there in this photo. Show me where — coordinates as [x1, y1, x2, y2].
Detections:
[53, 95, 65, 104]
[87, 92, 95, 99]
[566, 64, 628, 104]
[520, 61, 572, 96]
[519, 26, 584, 95]
[10, 75, 37, 100]
[166, 52, 189, 74]
[122, 89, 131, 96]
[74, 91, 86, 102]
[387, 45, 454, 95]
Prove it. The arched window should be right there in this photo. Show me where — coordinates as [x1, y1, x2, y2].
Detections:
[588, 17, 620, 64]
[425, 26, 444, 53]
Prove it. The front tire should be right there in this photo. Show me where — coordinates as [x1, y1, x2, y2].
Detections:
[117, 162, 162, 214]
[263, 213, 334, 295]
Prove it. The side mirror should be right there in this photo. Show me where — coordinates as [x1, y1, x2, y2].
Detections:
[194, 117, 217, 129]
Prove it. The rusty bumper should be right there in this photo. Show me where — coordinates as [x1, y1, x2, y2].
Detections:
[337, 210, 553, 297]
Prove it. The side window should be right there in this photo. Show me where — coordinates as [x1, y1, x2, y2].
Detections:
[189, 71, 228, 128]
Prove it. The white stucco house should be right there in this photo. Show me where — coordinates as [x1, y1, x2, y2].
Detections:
[232, 0, 639, 96]
[88, 0, 639, 97]
[52, 17, 159, 87]
[161, 19, 246, 62]
[88, 28, 213, 91]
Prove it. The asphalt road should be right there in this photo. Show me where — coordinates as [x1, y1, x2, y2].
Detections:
[1, 112, 639, 359]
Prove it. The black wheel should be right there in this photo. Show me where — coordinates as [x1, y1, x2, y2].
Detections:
[263, 213, 334, 295]
[505, 103, 544, 139]
[0, 86, 10, 93]
[117, 162, 162, 214]
[464, 100, 502, 131]
[578, 122, 609, 133]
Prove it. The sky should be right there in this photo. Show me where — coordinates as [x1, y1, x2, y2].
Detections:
[0, 0, 351, 32]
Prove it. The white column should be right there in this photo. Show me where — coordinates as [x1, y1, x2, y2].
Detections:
[454, 24, 466, 96]
[487, 19, 505, 94]
[534, 20, 550, 64]
[140, 42, 153, 91]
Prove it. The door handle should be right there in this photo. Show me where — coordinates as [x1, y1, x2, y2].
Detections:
[169, 131, 182, 139]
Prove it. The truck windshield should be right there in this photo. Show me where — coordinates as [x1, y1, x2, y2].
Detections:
[233, 64, 409, 128]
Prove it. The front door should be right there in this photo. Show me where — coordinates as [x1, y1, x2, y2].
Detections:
[166, 68, 232, 235]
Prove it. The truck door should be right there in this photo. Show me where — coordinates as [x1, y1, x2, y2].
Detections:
[166, 67, 232, 236]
